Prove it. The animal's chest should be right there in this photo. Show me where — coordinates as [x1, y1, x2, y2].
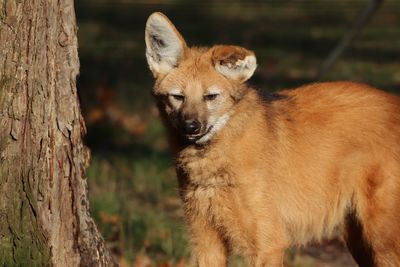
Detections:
[182, 183, 256, 254]
[177, 147, 256, 250]
[183, 184, 234, 222]
[177, 148, 236, 221]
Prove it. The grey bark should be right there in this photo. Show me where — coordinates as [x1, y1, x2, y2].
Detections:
[0, 0, 116, 266]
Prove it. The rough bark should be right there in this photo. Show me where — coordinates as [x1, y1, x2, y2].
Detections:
[0, 0, 116, 266]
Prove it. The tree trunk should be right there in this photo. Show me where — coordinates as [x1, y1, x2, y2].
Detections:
[0, 1, 116, 266]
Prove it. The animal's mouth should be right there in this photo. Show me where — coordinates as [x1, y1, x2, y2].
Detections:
[185, 125, 213, 142]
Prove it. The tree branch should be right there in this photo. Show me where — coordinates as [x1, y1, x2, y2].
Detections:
[317, 0, 384, 79]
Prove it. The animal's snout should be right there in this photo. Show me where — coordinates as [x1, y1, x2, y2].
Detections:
[182, 119, 201, 135]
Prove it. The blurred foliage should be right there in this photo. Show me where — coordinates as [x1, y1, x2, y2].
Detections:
[76, 0, 400, 266]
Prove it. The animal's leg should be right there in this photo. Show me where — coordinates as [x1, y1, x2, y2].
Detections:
[350, 168, 400, 267]
[189, 218, 228, 267]
[250, 248, 285, 267]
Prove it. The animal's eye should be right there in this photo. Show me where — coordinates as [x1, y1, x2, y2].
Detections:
[170, 94, 185, 102]
[203, 94, 219, 101]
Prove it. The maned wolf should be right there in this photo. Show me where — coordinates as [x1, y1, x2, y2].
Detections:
[145, 12, 400, 267]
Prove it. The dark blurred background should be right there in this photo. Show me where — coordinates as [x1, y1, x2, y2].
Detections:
[75, 0, 400, 266]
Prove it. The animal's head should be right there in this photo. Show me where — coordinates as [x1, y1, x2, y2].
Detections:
[145, 12, 257, 144]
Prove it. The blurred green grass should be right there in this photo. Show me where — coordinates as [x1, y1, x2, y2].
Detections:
[86, 118, 190, 264]
[76, 0, 400, 266]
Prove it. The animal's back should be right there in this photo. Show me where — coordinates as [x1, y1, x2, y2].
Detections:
[280, 81, 400, 156]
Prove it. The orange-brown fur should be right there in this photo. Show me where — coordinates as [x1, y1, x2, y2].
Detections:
[145, 13, 400, 267]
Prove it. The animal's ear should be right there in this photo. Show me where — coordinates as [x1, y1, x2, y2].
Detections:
[145, 12, 187, 78]
[211, 45, 257, 82]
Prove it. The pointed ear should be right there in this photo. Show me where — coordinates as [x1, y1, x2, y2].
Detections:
[145, 12, 187, 78]
[211, 45, 257, 82]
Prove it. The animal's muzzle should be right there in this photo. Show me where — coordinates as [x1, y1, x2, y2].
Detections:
[181, 119, 202, 135]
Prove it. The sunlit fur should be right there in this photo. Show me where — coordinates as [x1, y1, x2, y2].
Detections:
[146, 12, 400, 267]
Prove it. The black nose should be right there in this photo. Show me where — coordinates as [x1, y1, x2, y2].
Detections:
[183, 119, 201, 135]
